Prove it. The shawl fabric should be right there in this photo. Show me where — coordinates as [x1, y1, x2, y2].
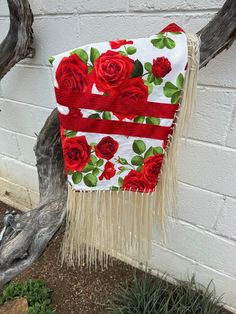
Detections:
[52, 23, 187, 193]
[49, 23, 200, 267]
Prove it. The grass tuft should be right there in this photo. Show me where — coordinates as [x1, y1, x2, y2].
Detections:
[108, 273, 225, 314]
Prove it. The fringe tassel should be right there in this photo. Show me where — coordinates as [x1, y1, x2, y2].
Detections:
[61, 187, 155, 268]
[61, 34, 200, 268]
[155, 33, 200, 232]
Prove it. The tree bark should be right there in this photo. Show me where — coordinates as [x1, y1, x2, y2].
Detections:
[0, 0, 34, 80]
[0, 0, 236, 290]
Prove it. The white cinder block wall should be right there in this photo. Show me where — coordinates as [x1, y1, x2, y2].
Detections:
[0, 0, 236, 310]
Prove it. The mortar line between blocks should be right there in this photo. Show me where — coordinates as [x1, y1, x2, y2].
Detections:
[151, 241, 236, 281]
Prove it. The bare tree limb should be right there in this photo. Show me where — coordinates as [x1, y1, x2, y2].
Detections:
[198, 0, 236, 68]
[0, 0, 34, 80]
[0, 0, 236, 290]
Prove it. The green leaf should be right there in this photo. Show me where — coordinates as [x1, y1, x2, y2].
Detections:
[144, 147, 154, 159]
[48, 56, 55, 64]
[144, 62, 152, 72]
[72, 172, 82, 184]
[102, 111, 112, 120]
[83, 173, 97, 187]
[151, 38, 165, 49]
[90, 142, 97, 149]
[136, 165, 142, 172]
[117, 166, 129, 174]
[70, 48, 88, 63]
[131, 59, 143, 78]
[90, 47, 100, 64]
[90, 155, 97, 165]
[88, 65, 93, 74]
[133, 140, 146, 155]
[176, 73, 184, 89]
[144, 81, 153, 95]
[118, 50, 127, 56]
[154, 77, 163, 85]
[146, 117, 160, 125]
[88, 113, 100, 119]
[171, 31, 182, 35]
[68, 170, 74, 175]
[118, 177, 124, 187]
[111, 186, 119, 191]
[64, 130, 77, 138]
[81, 163, 94, 173]
[164, 37, 176, 49]
[153, 147, 163, 155]
[155, 32, 165, 39]
[92, 168, 100, 176]
[163, 82, 178, 97]
[134, 116, 145, 123]
[126, 46, 137, 55]
[118, 158, 128, 165]
[96, 159, 104, 167]
[171, 90, 181, 104]
[147, 73, 155, 83]
[131, 155, 144, 166]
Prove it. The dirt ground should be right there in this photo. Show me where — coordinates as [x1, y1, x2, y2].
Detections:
[0, 201, 232, 314]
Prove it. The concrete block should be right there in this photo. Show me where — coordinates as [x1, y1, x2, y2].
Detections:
[16, 134, 37, 165]
[129, 0, 224, 12]
[176, 182, 224, 229]
[0, 99, 51, 137]
[189, 87, 234, 145]
[0, 66, 55, 108]
[216, 197, 236, 240]
[178, 140, 236, 198]
[0, 128, 20, 159]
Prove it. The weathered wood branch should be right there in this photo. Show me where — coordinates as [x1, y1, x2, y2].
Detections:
[0, 0, 236, 290]
[198, 0, 236, 68]
[0, 0, 34, 80]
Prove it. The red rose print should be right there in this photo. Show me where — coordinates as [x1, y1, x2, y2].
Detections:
[93, 50, 134, 94]
[113, 77, 148, 121]
[68, 108, 83, 119]
[122, 170, 153, 193]
[109, 39, 134, 49]
[56, 54, 89, 93]
[62, 136, 91, 172]
[152, 57, 172, 78]
[142, 154, 163, 184]
[95, 136, 119, 160]
[160, 23, 184, 33]
[99, 161, 116, 180]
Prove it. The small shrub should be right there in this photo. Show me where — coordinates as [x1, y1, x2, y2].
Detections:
[0, 279, 55, 313]
[109, 273, 224, 314]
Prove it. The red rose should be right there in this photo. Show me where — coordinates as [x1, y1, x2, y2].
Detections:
[93, 50, 134, 94]
[113, 77, 148, 121]
[161, 23, 184, 33]
[152, 57, 172, 78]
[99, 161, 116, 180]
[56, 54, 89, 93]
[109, 39, 133, 49]
[122, 170, 153, 192]
[62, 136, 91, 172]
[142, 155, 163, 185]
[68, 108, 83, 119]
[95, 136, 119, 160]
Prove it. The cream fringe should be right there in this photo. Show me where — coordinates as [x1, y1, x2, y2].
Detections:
[61, 33, 200, 268]
[155, 33, 200, 232]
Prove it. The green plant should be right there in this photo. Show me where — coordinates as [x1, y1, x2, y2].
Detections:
[108, 273, 224, 314]
[0, 279, 55, 313]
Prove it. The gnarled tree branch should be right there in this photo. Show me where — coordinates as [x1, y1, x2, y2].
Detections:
[0, 0, 236, 290]
[0, 0, 34, 80]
